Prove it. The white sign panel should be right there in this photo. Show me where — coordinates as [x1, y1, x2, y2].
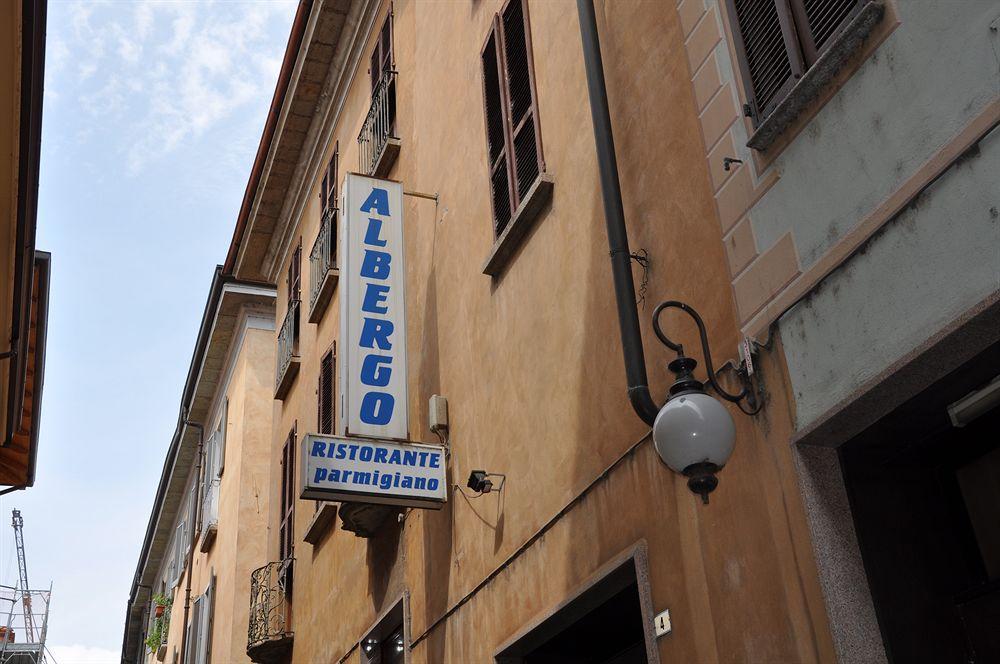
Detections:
[339, 174, 408, 440]
[300, 435, 447, 509]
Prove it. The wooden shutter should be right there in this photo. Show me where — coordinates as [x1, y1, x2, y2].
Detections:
[320, 145, 339, 213]
[726, 0, 805, 122]
[318, 348, 335, 435]
[370, 12, 393, 93]
[217, 399, 227, 476]
[481, 0, 544, 237]
[788, 0, 862, 64]
[279, 430, 296, 563]
[288, 241, 302, 303]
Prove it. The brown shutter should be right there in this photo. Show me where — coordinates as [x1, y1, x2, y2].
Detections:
[482, 20, 514, 234]
[370, 12, 393, 93]
[320, 146, 339, 213]
[288, 240, 302, 302]
[788, 0, 862, 65]
[279, 429, 296, 564]
[480, 0, 544, 237]
[318, 348, 335, 435]
[726, 0, 805, 122]
[500, 0, 543, 203]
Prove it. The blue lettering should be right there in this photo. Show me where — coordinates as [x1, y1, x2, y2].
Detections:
[360, 355, 393, 387]
[414, 477, 426, 490]
[311, 441, 326, 457]
[379, 474, 392, 490]
[360, 392, 394, 425]
[428, 478, 439, 491]
[401, 476, 414, 489]
[388, 449, 402, 465]
[360, 250, 391, 279]
[359, 318, 394, 350]
[359, 445, 373, 462]
[417, 452, 429, 467]
[374, 447, 388, 464]
[429, 453, 441, 469]
[362, 283, 390, 314]
[313, 468, 328, 483]
[360, 187, 389, 216]
[364, 217, 387, 247]
[347, 444, 359, 460]
[334, 444, 347, 459]
[403, 450, 417, 466]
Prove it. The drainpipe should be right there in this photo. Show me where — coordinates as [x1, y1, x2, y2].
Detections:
[577, 0, 660, 426]
[177, 417, 204, 664]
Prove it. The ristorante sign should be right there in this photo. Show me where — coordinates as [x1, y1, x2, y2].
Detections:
[339, 174, 409, 440]
[301, 435, 447, 509]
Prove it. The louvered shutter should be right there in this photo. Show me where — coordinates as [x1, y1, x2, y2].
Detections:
[481, 0, 544, 237]
[279, 431, 296, 564]
[318, 349, 335, 435]
[185, 595, 201, 664]
[195, 576, 214, 664]
[482, 21, 513, 234]
[727, 0, 805, 122]
[217, 399, 227, 476]
[288, 242, 302, 303]
[500, 0, 542, 205]
[788, 0, 862, 64]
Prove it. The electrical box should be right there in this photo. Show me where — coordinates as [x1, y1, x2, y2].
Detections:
[429, 394, 448, 434]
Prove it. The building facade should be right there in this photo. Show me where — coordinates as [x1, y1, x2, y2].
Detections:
[122, 273, 277, 664]
[124, 1, 999, 663]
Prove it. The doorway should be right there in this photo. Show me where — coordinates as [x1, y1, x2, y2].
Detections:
[496, 554, 654, 664]
[841, 346, 1000, 663]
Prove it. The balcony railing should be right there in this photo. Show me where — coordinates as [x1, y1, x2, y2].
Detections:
[274, 300, 300, 400]
[358, 70, 400, 177]
[247, 559, 293, 664]
[308, 207, 339, 324]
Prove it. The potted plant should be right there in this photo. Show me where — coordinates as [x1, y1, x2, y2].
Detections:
[145, 594, 172, 660]
[152, 593, 171, 618]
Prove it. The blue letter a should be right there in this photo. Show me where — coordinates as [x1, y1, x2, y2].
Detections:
[360, 188, 389, 216]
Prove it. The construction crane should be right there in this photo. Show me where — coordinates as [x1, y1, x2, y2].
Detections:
[10, 511, 33, 643]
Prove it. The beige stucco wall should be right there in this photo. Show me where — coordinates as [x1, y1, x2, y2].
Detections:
[254, 0, 835, 662]
[149, 325, 275, 664]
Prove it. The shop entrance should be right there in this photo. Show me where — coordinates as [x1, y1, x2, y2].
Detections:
[497, 556, 652, 664]
[841, 346, 1000, 663]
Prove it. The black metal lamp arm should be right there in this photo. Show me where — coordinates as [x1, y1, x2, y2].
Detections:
[651, 301, 752, 405]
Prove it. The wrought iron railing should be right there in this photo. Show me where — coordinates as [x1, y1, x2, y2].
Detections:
[309, 207, 337, 312]
[358, 70, 397, 175]
[275, 300, 300, 393]
[247, 559, 293, 651]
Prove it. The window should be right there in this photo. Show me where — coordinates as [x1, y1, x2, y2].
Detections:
[192, 575, 215, 664]
[481, 0, 544, 237]
[320, 146, 339, 215]
[279, 428, 296, 572]
[726, 0, 864, 123]
[318, 347, 335, 435]
[362, 600, 405, 664]
[370, 12, 393, 95]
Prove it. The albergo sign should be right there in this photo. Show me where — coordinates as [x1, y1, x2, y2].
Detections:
[339, 174, 409, 440]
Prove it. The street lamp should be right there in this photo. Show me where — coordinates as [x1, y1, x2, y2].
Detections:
[650, 301, 761, 503]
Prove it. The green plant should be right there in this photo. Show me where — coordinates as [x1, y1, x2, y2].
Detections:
[145, 597, 173, 653]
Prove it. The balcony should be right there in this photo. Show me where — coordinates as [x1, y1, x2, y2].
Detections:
[274, 300, 300, 400]
[358, 70, 400, 177]
[307, 207, 339, 324]
[199, 476, 220, 553]
[247, 559, 293, 664]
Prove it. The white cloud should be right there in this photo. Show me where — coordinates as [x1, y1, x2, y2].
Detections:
[49, 644, 119, 664]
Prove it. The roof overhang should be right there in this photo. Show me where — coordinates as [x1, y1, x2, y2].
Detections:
[225, 0, 366, 283]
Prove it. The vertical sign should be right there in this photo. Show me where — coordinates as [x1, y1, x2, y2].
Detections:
[339, 174, 408, 440]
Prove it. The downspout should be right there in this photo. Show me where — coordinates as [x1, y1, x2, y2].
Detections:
[576, 0, 660, 426]
[177, 417, 204, 664]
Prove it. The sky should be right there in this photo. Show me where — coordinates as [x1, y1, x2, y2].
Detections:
[0, 2, 297, 663]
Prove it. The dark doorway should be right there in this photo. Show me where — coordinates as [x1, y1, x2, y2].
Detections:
[841, 345, 1000, 664]
[497, 558, 650, 664]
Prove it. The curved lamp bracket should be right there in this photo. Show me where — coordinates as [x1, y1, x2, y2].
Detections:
[652, 300, 761, 414]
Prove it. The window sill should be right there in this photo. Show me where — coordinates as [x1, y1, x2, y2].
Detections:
[482, 174, 554, 277]
[747, 0, 885, 152]
[302, 503, 338, 545]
